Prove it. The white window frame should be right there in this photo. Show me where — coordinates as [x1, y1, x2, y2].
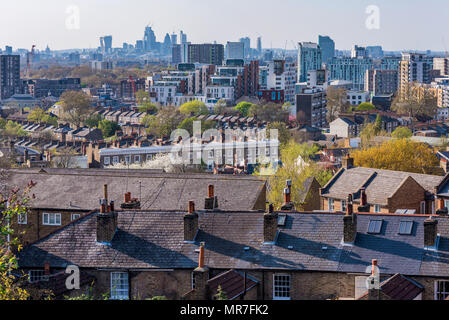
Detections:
[341, 200, 347, 212]
[110, 272, 129, 300]
[104, 157, 110, 166]
[29, 270, 44, 283]
[43, 213, 61, 226]
[374, 205, 381, 213]
[112, 156, 119, 165]
[273, 274, 291, 300]
[18, 212, 27, 225]
[71, 213, 81, 221]
[328, 198, 334, 212]
[134, 155, 141, 163]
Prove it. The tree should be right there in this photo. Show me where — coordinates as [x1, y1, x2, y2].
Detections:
[0, 178, 36, 300]
[2, 121, 28, 137]
[266, 122, 290, 146]
[356, 102, 376, 111]
[374, 114, 383, 133]
[248, 103, 289, 123]
[85, 113, 103, 128]
[59, 91, 93, 128]
[391, 83, 438, 119]
[144, 106, 186, 138]
[257, 141, 333, 210]
[392, 127, 413, 139]
[233, 102, 254, 117]
[98, 120, 120, 138]
[360, 122, 389, 148]
[213, 99, 227, 115]
[177, 117, 215, 135]
[326, 87, 350, 122]
[179, 100, 209, 116]
[214, 286, 228, 300]
[352, 138, 439, 174]
[138, 103, 158, 114]
[27, 108, 57, 126]
[136, 90, 150, 105]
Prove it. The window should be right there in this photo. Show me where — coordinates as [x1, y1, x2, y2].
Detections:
[374, 205, 381, 213]
[273, 274, 291, 300]
[43, 213, 61, 226]
[110, 272, 129, 300]
[29, 270, 44, 283]
[134, 155, 141, 163]
[71, 214, 80, 221]
[125, 156, 131, 164]
[368, 220, 383, 234]
[18, 213, 27, 225]
[328, 199, 334, 212]
[104, 157, 110, 166]
[399, 221, 413, 235]
[191, 272, 196, 289]
[341, 200, 347, 212]
[420, 201, 426, 214]
[435, 281, 449, 300]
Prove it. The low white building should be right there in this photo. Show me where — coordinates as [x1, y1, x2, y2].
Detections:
[347, 90, 370, 106]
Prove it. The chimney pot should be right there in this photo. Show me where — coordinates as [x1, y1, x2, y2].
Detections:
[264, 207, 278, 243]
[198, 243, 205, 269]
[188, 200, 195, 214]
[371, 259, 378, 276]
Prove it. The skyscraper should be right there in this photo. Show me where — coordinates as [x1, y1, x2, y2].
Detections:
[318, 35, 335, 65]
[239, 37, 251, 58]
[297, 42, 322, 83]
[100, 36, 112, 54]
[257, 37, 262, 55]
[5, 46, 12, 55]
[162, 33, 172, 56]
[144, 26, 157, 52]
[0, 55, 20, 100]
[170, 33, 178, 46]
[226, 42, 244, 60]
[180, 30, 187, 44]
[399, 52, 433, 96]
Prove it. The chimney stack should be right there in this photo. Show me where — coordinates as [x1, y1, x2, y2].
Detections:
[342, 155, 354, 169]
[424, 217, 438, 247]
[193, 242, 210, 300]
[44, 262, 50, 275]
[281, 180, 295, 211]
[264, 204, 278, 243]
[205, 185, 218, 210]
[358, 188, 370, 212]
[344, 196, 357, 243]
[184, 201, 199, 242]
[367, 259, 380, 300]
[97, 195, 118, 244]
[121, 192, 141, 209]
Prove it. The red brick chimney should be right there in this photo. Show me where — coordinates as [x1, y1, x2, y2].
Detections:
[281, 180, 295, 211]
[344, 194, 357, 244]
[264, 204, 278, 243]
[205, 185, 218, 210]
[193, 242, 210, 300]
[424, 217, 438, 247]
[358, 188, 370, 213]
[97, 191, 118, 244]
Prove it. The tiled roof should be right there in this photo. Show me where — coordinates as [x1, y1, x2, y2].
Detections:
[358, 273, 423, 300]
[7, 168, 266, 211]
[321, 167, 443, 205]
[17, 211, 449, 278]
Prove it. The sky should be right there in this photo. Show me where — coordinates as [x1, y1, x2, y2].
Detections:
[1, 0, 449, 52]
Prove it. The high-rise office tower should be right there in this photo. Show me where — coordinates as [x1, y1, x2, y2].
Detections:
[180, 30, 187, 44]
[226, 42, 245, 60]
[257, 37, 262, 55]
[351, 45, 366, 58]
[297, 42, 322, 83]
[100, 36, 112, 54]
[162, 34, 172, 56]
[171, 33, 178, 46]
[318, 35, 335, 65]
[0, 55, 20, 100]
[239, 37, 251, 58]
[5, 46, 13, 55]
[144, 26, 157, 52]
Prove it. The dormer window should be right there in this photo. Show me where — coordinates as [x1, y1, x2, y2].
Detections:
[368, 220, 383, 234]
[399, 221, 413, 235]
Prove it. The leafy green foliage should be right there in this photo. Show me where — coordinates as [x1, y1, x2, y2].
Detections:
[233, 102, 254, 117]
[177, 117, 215, 135]
[85, 113, 103, 128]
[179, 100, 209, 116]
[356, 103, 376, 111]
[391, 126, 413, 139]
[98, 120, 121, 138]
[214, 286, 228, 300]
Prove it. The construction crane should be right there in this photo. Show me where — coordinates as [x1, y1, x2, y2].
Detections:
[26, 45, 36, 77]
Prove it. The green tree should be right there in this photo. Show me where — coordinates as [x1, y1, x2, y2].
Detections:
[233, 102, 254, 117]
[0, 118, 6, 130]
[214, 99, 227, 115]
[178, 117, 215, 135]
[3, 121, 28, 137]
[392, 126, 413, 139]
[85, 113, 103, 128]
[256, 141, 333, 210]
[214, 286, 228, 300]
[98, 120, 120, 138]
[144, 106, 186, 138]
[248, 103, 289, 123]
[374, 114, 383, 133]
[59, 91, 93, 128]
[267, 122, 290, 146]
[179, 100, 209, 116]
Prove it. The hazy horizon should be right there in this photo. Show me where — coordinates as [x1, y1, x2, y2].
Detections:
[1, 0, 449, 52]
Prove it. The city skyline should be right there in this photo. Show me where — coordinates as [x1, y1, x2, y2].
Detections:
[1, 0, 449, 52]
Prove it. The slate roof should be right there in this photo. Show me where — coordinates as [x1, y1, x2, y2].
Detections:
[207, 270, 258, 300]
[358, 273, 424, 300]
[6, 168, 267, 211]
[17, 211, 449, 278]
[321, 167, 443, 205]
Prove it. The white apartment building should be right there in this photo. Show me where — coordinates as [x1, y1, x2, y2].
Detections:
[347, 90, 370, 106]
[265, 60, 297, 105]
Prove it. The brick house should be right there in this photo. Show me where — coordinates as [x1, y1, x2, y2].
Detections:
[16, 186, 449, 300]
[7, 168, 267, 245]
[320, 157, 443, 215]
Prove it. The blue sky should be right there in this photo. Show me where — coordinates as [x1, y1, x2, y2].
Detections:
[1, 0, 448, 51]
